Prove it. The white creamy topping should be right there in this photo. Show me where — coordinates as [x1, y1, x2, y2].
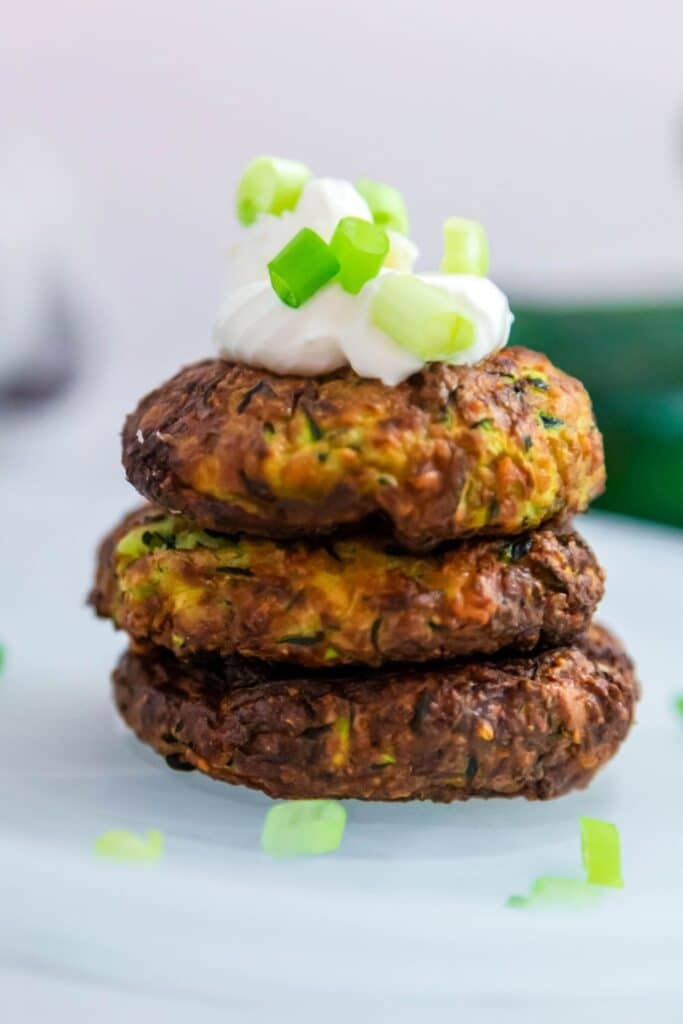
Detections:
[214, 177, 512, 385]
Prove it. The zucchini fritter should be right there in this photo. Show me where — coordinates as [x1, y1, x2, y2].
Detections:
[113, 624, 638, 802]
[122, 347, 605, 551]
[91, 505, 604, 667]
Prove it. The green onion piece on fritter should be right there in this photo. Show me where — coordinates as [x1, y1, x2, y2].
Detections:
[370, 274, 476, 359]
[116, 519, 178, 559]
[329, 217, 389, 294]
[580, 817, 624, 888]
[261, 800, 346, 858]
[94, 829, 164, 864]
[268, 228, 340, 308]
[236, 156, 311, 226]
[355, 178, 409, 235]
[440, 216, 490, 276]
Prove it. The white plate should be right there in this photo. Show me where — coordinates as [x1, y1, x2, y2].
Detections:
[1, 478, 682, 1022]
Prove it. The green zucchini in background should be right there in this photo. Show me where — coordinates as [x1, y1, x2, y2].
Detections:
[512, 302, 683, 528]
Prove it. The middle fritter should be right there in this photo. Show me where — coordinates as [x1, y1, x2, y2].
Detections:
[91, 505, 604, 668]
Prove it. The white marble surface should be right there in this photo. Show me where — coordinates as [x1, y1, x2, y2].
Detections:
[1, 399, 682, 1021]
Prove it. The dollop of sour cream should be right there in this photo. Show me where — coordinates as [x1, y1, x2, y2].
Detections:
[214, 178, 513, 385]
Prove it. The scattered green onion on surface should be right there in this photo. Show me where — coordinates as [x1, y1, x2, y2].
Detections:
[508, 817, 624, 909]
[673, 694, 683, 719]
[329, 217, 389, 294]
[580, 816, 624, 888]
[507, 876, 601, 910]
[268, 228, 340, 308]
[370, 274, 475, 359]
[355, 178, 409, 235]
[261, 800, 347, 858]
[94, 829, 164, 864]
[440, 216, 490, 276]
[236, 156, 311, 226]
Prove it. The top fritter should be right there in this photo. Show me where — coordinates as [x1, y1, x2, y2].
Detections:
[122, 346, 604, 550]
[123, 158, 605, 548]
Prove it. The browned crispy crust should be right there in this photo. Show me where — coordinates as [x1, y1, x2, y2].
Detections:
[113, 625, 638, 802]
[92, 504, 604, 667]
[121, 348, 605, 550]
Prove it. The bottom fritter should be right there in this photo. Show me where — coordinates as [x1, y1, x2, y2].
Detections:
[113, 625, 638, 803]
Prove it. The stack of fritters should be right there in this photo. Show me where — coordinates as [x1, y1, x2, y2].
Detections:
[91, 346, 639, 802]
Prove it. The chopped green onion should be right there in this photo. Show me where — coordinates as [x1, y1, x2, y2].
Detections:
[370, 274, 476, 359]
[236, 156, 311, 226]
[175, 529, 225, 551]
[94, 829, 164, 864]
[261, 800, 346, 858]
[329, 217, 389, 294]
[540, 414, 564, 429]
[580, 817, 624, 888]
[509, 817, 624, 910]
[268, 228, 340, 308]
[530, 876, 601, 907]
[507, 877, 601, 910]
[278, 631, 325, 646]
[506, 894, 530, 909]
[440, 217, 490, 275]
[673, 694, 683, 719]
[355, 178, 409, 235]
[500, 536, 533, 564]
[116, 520, 177, 559]
[331, 716, 350, 768]
[116, 521, 226, 560]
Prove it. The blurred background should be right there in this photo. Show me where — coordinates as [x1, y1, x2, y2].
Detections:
[2, 0, 682, 524]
